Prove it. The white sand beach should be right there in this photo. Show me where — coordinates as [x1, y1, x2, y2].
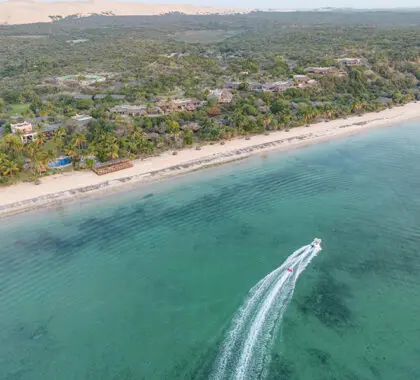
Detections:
[1, 102, 420, 216]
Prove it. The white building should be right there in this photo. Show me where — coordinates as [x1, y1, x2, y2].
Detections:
[11, 121, 37, 144]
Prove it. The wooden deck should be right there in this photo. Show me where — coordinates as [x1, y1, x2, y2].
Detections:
[92, 159, 133, 175]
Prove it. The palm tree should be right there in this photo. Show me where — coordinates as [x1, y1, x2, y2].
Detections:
[0, 153, 8, 176]
[297, 105, 316, 124]
[72, 133, 87, 150]
[352, 100, 363, 113]
[104, 134, 120, 160]
[108, 145, 119, 160]
[34, 125, 46, 147]
[31, 148, 56, 176]
[24, 144, 42, 176]
[91, 133, 120, 162]
[323, 105, 334, 119]
[129, 125, 143, 140]
[1, 159, 20, 177]
[66, 144, 81, 167]
[1, 134, 23, 158]
[25, 142, 39, 162]
[52, 128, 67, 151]
[120, 137, 138, 156]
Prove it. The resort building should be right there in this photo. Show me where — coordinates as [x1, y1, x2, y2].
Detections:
[293, 75, 310, 83]
[110, 105, 148, 116]
[43, 123, 63, 139]
[157, 98, 201, 112]
[262, 81, 294, 93]
[109, 105, 164, 117]
[337, 58, 362, 66]
[72, 114, 93, 124]
[11, 121, 33, 135]
[298, 79, 318, 88]
[249, 83, 263, 91]
[207, 89, 234, 104]
[305, 67, 334, 75]
[225, 82, 241, 89]
[11, 121, 37, 144]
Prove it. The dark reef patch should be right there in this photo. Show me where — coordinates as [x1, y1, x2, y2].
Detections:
[306, 347, 332, 367]
[164, 341, 220, 380]
[267, 354, 298, 380]
[297, 273, 354, 330]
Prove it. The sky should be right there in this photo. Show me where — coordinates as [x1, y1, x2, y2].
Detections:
[138, 0, 419, 7]
[1, 0, 419, 9]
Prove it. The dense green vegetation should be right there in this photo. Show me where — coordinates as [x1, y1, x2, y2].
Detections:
[0, 11, 419, 183]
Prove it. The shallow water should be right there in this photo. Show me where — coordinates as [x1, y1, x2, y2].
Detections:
[1, 121, 420, 380]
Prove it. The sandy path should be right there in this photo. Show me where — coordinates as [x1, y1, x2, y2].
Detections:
[0, 102, 419, 216]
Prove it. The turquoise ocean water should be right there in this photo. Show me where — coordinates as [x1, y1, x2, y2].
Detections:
[1, 121, 420, 380]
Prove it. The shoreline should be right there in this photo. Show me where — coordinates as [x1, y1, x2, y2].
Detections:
[1, 102, 420, 217]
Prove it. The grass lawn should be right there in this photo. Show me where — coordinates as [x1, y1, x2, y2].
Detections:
[7, 103, 30, 116]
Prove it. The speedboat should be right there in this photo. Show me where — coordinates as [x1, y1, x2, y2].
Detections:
[311, 238, 322, 248]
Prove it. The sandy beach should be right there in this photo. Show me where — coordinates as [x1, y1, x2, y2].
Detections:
[1, 102, 419, 217]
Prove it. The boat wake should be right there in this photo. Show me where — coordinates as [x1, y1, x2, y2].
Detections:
[211, 240, 321, 380]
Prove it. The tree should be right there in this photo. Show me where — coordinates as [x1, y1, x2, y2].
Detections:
[52, 128, 67, 152]
[72, 133, 87, 150]
[270, 100, 290, 115]
[183, 128, 193, 145]
[351, 100, 363, 113]
[66, 144, 82, 166]
[207, 104, 221, 117]
[26, 144, 55, 176]
[296, 104, 317, 124]
[3, 123, 12, 135]
[90, 133, 120, 162]
[48, 15, 63, 22]
[238, 82, 249, 91]
[29, 96, 43, 114]
[3, 90, 21, 104]
[166, 119, 180, 135]
[76, 98, 94, 110]
[0, 134, 23, 157]
[34, 126, 47, 147]
[199, 118, 221, 141]
[0, 156, 19, 177]
[322, 104, 335, 119]
[393, 91, 403, 104]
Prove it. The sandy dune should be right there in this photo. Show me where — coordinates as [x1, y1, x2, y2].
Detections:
[0, 0, 246, 25]
[0, 102, 419, 217]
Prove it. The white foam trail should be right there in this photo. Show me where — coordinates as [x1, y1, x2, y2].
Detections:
[235, 246, 320, 379]
[212, 242, 321, 380]
[211, 245, 309, 379]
